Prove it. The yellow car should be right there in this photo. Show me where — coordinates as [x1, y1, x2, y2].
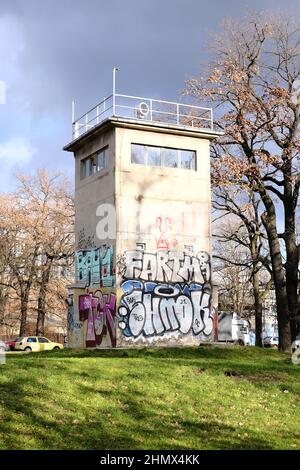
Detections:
[14, 336, 64, 352]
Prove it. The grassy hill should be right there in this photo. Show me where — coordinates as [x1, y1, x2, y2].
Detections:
[0, 346, 299, 450]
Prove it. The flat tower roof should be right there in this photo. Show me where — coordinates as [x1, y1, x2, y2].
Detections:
[64, 93, 222, 152]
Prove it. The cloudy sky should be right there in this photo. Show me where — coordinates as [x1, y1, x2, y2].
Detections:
[0, 0, 299, 192]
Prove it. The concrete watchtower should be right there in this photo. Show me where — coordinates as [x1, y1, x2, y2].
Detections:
[64, 70, 221, 348]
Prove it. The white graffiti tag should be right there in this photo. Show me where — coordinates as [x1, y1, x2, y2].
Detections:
[118, 282, 213, 338]
[119, 250, 210, 283]
[117, 248, 213, 341]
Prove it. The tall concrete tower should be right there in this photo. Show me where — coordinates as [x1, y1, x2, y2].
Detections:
[64, 76, 221, 348]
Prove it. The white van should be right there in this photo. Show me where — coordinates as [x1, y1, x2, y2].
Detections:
[218, 312, 250, 345]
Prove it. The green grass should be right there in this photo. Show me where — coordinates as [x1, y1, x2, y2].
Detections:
[0, 346, 299, 450]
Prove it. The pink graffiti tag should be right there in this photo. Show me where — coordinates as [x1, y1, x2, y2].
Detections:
[79, 291, 116, 348]
[155, 216, 178, 250]
[98, 291, 117, 347]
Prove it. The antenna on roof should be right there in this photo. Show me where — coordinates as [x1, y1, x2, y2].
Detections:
[112, 66, 120, 116]
[72, 100, 75, 124]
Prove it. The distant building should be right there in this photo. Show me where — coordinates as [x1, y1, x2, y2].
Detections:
[261, 289, 277, 335]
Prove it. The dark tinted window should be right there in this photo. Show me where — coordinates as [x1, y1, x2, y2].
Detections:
[27, 337, 37, 343]
[80, 147, 108, 179]
[38, 337, 49, 343]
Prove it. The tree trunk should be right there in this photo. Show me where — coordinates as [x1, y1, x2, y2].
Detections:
[285, 235, 299, 341]
[262, 211, 291, 351]
[252, 268, 263, 347]
[284, 197, 299, 342]
[36, 259, 53, 336]
[248, 226, 264, 348]
[19, 294, 29, 337]
[18, 248, 39, 337]
[0, 290, 6, 326]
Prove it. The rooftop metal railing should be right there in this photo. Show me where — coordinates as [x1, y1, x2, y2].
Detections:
[72, 93, 213, 140]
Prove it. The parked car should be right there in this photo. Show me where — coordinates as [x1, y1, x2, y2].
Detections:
[0, 340, 9, 352]
[263, 336, 279, 348]
[5, 338, 21, 351]
[14, 337, 64, 352]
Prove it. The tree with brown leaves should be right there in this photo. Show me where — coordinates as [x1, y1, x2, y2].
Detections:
[0, 170, 74, 337]
[213, 192, 272, 346]
[186, 13, 300, 351]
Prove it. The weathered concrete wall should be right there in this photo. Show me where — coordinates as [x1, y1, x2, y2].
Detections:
[74, 128, 116, 249]
[115, 127, 213, 347]
[68, 127, 117, 349]
[67, 122, 214, 349]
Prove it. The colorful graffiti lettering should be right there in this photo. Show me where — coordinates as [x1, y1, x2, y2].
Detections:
[76, 244, 115, 287]
[66, 294, 82, 331]
[117, 246, 212, 341]
[66, 293, 84, 348]
[79, 291, 116, 347]
[118, 280, 212, 338]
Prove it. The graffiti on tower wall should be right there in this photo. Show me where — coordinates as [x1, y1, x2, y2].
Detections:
[117, 244, 213, 343]
[77, 227, 96, 250]
[67, 294, 82, 332]
[67, 242, 116, 348]
[76, 244, 115, 288]
[78, 290, 116, 347]
[154, 216, 178, 249]
[67, 288, 117, 349]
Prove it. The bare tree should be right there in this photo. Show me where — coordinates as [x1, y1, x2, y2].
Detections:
[0, 170, 74, 337]
[213, 210, 272, 346]
[213, 232, 252, 314]
[0, 194, 40, 336]
[185, 13, 300, 351]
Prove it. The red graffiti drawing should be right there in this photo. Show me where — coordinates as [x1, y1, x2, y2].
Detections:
[155, 216, 178, 249]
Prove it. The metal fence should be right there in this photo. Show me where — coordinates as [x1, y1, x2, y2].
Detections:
[72, 93, 213, 140]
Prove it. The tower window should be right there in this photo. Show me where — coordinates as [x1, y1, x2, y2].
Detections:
[147, 146, 161, 167]
[131, 144, 145, 165]
[181, 150, 196, 170]
[131, 144, 196, 170]
[163, 148, 178, 168]
[80, 147, 108, 179]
